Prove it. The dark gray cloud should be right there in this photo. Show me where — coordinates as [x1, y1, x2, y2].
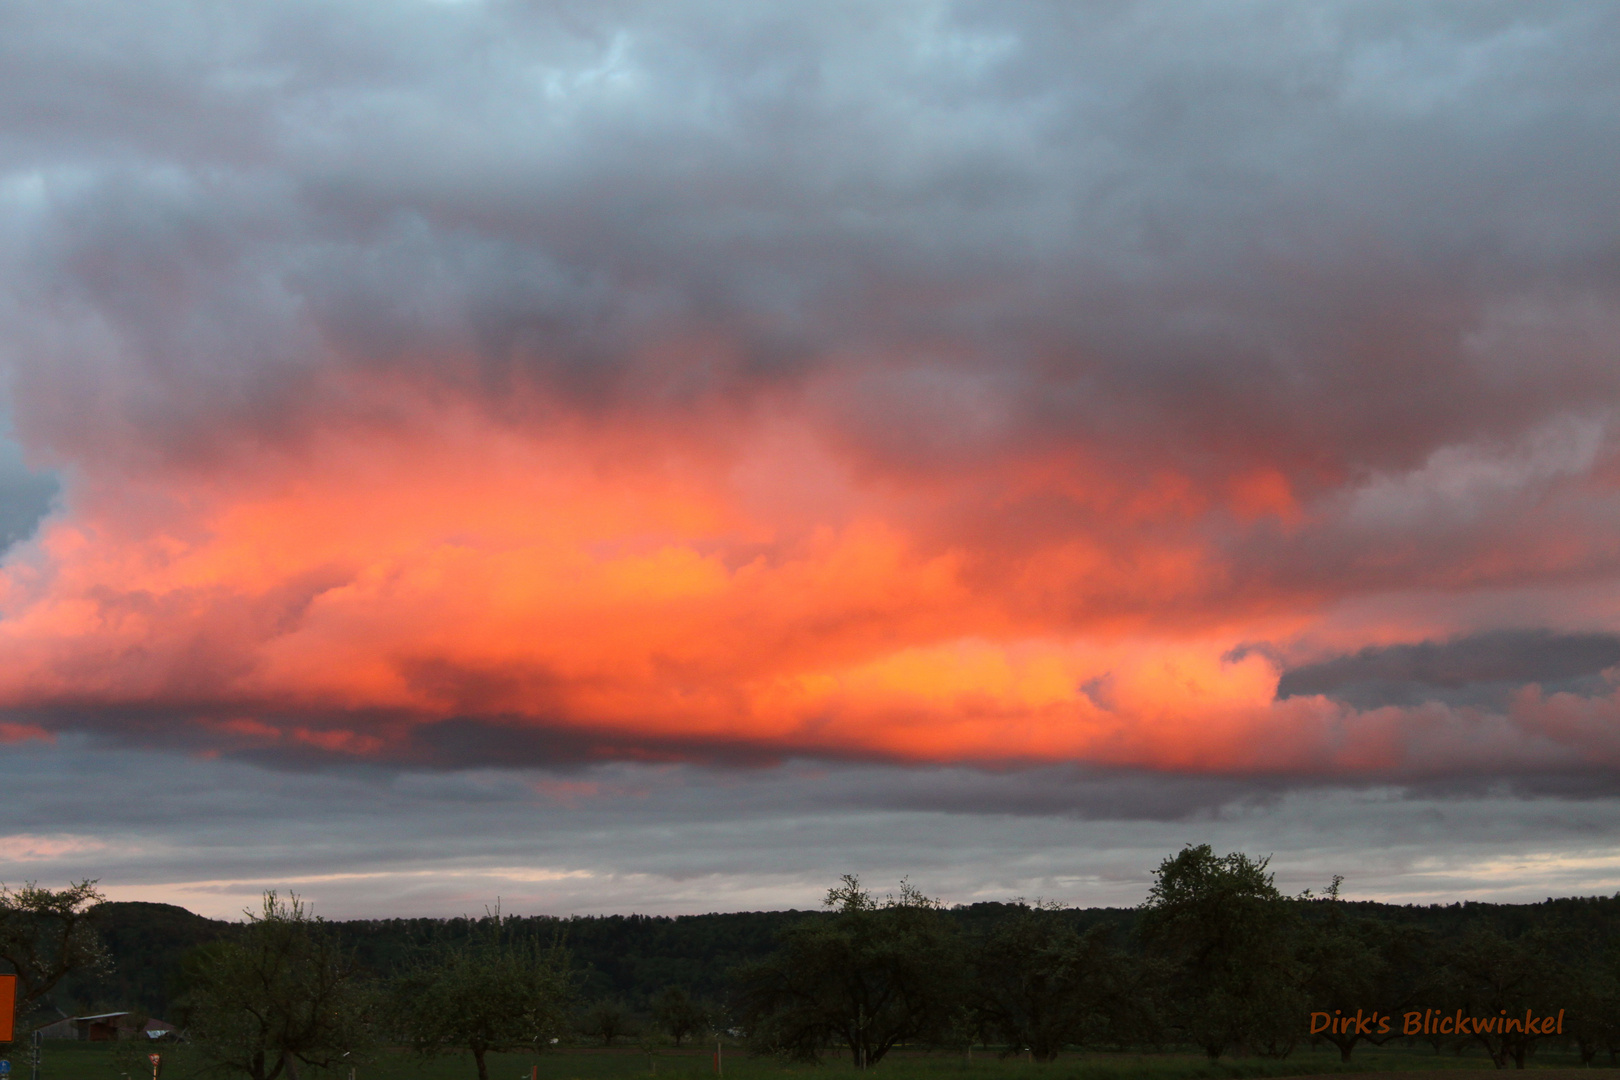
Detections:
[2, 0, 1618, 490]
[1277, 630, 1620, 709]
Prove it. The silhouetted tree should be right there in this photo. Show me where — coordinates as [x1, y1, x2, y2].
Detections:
[0, 880, 110, 1026]
[738, 876, 963, 1066]
[1297, 878, 1428, 1062]
[391, 911, 572, 1080]
[177, 893, 372, 1080]
[652, 987, 711, 1047]
[1561, 945, 1620, 1066]
[581, 1000, 634, 1046]
[1139, 845, 1303, 1060]
[1442, 923, 1564, 1069]
[972, 903, 1141, 1060]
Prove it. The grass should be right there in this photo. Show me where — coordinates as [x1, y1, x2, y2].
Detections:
[12, 1042, 1619, 1080]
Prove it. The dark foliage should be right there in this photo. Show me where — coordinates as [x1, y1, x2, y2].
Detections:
[1139, 845, 1304, 1059]
[60, 900, 230, 1017]
[652, 986, 713, 1047]
[737, 877, 965, 1066]
[1295, 878, 1431, 1062]
[389, 913, 572, 1080]
[35, 859, 1620, 1068]
[971, 904, 1150, 1060]
[0, 880, 111, 1027]
[174, 893, 372, 1080]
[579, 999, 635, 1047]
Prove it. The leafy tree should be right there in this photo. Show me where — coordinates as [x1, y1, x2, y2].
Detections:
[1297, 878, 1427, 1062]
[1139, 845, 1303, 1060]
[1441, 923, 1563, 1069]
[177, 893, 372, 1080]
[0, 880, 110, 1025]
[1561, 946, 1620, 1066]
[391, 914, 572, 1080]
[972, 904, 1139, 1061]
[652, 987, 711, 1047]
[580, 999, 634, 1046]
[738, 875, 963, 1067]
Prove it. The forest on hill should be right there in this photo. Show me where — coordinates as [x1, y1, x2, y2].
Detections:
[51, 873, 1620, 1032]
[2, 846, 1615, 1076]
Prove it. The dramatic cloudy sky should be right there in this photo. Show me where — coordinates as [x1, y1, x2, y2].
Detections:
[3, 0, 1620, 919]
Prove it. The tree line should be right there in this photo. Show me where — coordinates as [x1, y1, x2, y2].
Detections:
[736, 851, 1620, 1069]
[5, 845, 1620, 1077]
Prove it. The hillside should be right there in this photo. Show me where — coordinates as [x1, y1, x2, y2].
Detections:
[43, 893, 1620, 1019]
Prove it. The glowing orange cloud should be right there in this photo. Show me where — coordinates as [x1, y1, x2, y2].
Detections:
[1, 373, 1616, 777]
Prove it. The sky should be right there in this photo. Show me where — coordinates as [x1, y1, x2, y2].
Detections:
[3, 0, 1620, 920]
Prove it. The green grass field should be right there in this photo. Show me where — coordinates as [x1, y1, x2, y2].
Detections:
[9, 1042, 1618, 1080]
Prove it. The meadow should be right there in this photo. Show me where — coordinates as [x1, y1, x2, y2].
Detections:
[23, 1041, 1620, 1080]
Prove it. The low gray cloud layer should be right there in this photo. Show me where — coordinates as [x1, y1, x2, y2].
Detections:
[4, 740, 1619, 919]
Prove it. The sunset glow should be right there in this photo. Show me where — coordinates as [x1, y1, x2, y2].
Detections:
[4, 364, 1618, 776]
[3, 0, 1620, 915]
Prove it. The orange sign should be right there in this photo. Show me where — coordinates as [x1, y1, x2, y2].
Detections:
[0, 974, 15, 1042]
